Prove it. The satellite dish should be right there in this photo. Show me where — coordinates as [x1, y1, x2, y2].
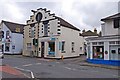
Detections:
[36, 12, 42, 22]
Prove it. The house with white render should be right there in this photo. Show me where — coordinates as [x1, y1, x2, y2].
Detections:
[86, 13, 120, 66]
[23, 8, 84, 59]
[0, 20, 25, 54]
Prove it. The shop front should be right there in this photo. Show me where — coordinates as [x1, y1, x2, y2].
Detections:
[86, 38, 120, 66]
[93, 46, 104, 59]
[39, 36, 58, 58]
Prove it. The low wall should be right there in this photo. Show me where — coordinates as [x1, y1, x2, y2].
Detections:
[87, 59, 120, 66]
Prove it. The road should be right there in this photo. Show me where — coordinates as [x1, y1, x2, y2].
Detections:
[1, 55, 119, 79]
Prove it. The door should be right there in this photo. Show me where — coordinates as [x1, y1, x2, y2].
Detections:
[2, 45, 4, 53]
[41, 42, 44, 58]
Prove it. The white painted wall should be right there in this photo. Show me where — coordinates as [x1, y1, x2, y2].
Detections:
[102, 20, 119, 36]
[1, 23, 12, 54]
[1, 23, 23, 54]
[11, 33, 23, 54]
[58, 26, 84, 58]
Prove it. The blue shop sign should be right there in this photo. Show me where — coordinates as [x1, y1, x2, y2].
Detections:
[50, 37, 55, 41]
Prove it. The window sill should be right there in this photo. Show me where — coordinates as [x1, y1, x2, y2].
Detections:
[61, 51, 66, 53]
[72, 51, 75, 53]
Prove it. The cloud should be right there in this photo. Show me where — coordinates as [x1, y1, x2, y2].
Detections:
[0, 0, 119, 32]
[0, 0, 24, 23]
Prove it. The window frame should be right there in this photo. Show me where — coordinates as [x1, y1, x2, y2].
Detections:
[113, 19, 120, 28]
[71, 42, 75, 53]
[61, 41, 65, 53]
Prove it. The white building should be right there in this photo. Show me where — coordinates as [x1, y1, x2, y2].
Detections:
[0, 20, 25, 54]
[86, 13, 120, 66]
[23, 8, 84, 59]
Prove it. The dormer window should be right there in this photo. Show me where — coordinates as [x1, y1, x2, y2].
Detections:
[15, 28, 20, 32]
[114, 19, 120, 28]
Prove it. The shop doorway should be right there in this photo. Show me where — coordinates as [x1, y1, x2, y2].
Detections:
[93, 46, 104, 59]
[41, 42, 45, 58]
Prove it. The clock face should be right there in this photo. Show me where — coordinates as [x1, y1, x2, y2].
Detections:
[36, 12, 42, 22]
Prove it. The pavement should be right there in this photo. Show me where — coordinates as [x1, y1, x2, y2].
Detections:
[0, 59, 28, 78]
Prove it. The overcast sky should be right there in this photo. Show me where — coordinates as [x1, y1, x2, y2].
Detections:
[0, 0, 119, 32]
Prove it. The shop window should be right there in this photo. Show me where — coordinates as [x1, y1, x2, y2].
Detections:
[27, 43, 32, 50]
[72, 42, 75, 52]
[5, 43, 10, 51]
[61, 41, 65, 53]
[48, 42, 55, 56]
[93, 46, 104, 59]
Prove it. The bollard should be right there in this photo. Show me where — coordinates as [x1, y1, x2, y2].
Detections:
[61, 55, 64, 61]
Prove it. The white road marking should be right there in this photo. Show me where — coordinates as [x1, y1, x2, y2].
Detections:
[56, 62, 60, 63]
[64, 67, 72, 70]
[36, 63, 41, 65]
[72, 68, 77, 71]
[14, 67, 35, 78]
[23, 64, 33, 67]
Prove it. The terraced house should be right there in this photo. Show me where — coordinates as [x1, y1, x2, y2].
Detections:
[23, 8, 84, 59]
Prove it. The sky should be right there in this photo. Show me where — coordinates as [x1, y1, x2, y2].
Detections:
[0, 0, 119, 33]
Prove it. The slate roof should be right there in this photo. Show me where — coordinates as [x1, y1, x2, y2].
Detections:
[81, 30, 99, 37]
[101, 13, 120, 21]
[1, 20, 25, 34]
[56, 16, 80, 31]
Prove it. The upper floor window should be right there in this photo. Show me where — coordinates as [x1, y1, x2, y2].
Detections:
[15, 28, 20, 32]
[43, 21, 49, 36]
[27, 43, 32, 50]
[72, 42, 75, 52]
[114, 19, 120, 28]
[0, 31, 4, 39]
[31, 27, 34, 38]
[6, 31, 10, 39]
[61, 41, 65, 53]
